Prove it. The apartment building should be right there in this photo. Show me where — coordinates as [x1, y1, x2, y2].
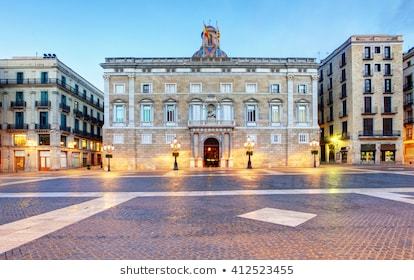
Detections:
[101, 25, 320, 170]
[0, 55, 104, 172]
[318, 35, 404, 164]
[403, 47, 414, 164]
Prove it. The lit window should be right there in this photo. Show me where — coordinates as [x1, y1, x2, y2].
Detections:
[81, 139, 87, 149]
[246, 83, 257, 93]
[38, 134, 50, 146]
[271, 134, 281, 144]
[220, 83, 232, 94]
[165, 83, 177, 94]
[270, 84, 280, 93]
[13, 134, 27, 146]
[114, 84, 125, 94]
[298, 133, 309, 144]
[141, 134, 152, 144]
[113, 134, 124, 144]
[190, 83, 202, 94]
[165, 134, 176, 144]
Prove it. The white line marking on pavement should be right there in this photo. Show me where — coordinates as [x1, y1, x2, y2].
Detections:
[238, 207, 316, 227]
[0, 175, 79, 187]
[0, 193, 137, 254]
[354, 191, 414, 205]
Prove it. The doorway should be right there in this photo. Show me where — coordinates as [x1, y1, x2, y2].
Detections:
[204, 138, 220, 167]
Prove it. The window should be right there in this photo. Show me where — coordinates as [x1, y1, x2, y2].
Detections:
[375, 64, 381, 72]
[81, 139, 87, 149]
[114, 84, 125, 94]
[384, 96, 392, 113]
[384, 64, 392, 75]
[270, 84, 280, 93]
[341, 69, 346, 81]
[74, 101, 79, 110]
[245, 83, 257, 93]
[61, 76, 66, 86]
[297, 104, 307, 123]
[341, 83, 347, 98]
[16, 72, 24, 84]
[375, 46, 381, 54]
[384, 46, 391, 59]
[298, 133, 309, 144]
[114, 104, 125, 123]
[363, 118, 373, 135]
[328, 63, 332, 75]
[328, 77, 332, 89]
[364, 64, 371, 76]
[83, 105, 88, 115]
[222, 104, 233, 121]
[220, 83, 232, 93]
[342, 121, 348, 135]
[16, 91, 24, 102]
[342, 100, 347, 116]
[40, 72, 48, 83]
[165, 104, 176, 124]
[329, 125, 334, 136]
[60, 94, 66, 106]
[74, 84, 79, 94]
[190, 83, 202, 94]
[364, 79, 372, 93]
[329, 106, 333, 121]
[364, 47, 371, 59]
[341, 53, 346, 66]
[298, 84, 307, 94]
[39, 112, 48, 128]
[38, 134, 50, 145]
[165, 134, 176, 144]
[13, 134, 27, 146]
[383, 118, 393, 135]
[61, 136, 67, 147]
[142, 83, 152, 94]
[364, 96, 372, 113]
[190, 104, 202, 121]
[113, 134, 124, 144]
[271, 104, 281, 124]
[41, 91, 48, 104]
[82, 89, 87, 98]
[165, 83, 177, 94]
[246, 105, 257, 125]
[271, 134, 282, 144]
[74, 119, 79, 131]
[141, 134, 152, 144]
[385, 79, 392, 93]
[61, 113, 67, 128]
[141, 104, 153, 124]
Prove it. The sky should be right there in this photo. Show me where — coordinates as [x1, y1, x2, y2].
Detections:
[1, 0, 413, 91]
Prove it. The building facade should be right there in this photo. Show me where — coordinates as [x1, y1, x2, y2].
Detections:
[0, 55, 104, 172]
[318, 35, 404, 164]
[403, 47, 414, 164]
[101, 26, 320, 170]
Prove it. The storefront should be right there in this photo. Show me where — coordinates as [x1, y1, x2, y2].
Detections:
[360, 144, 376, 164]
[39, 150, 51, 171]
[72, 152, 80, 168]
[340, 147, 348, 163]
[380, 144, 396, 162]
[14, 150, 25, 171]
[60, 151, 68, 168]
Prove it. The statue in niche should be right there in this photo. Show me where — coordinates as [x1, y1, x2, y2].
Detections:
[207, 104, 216, 120]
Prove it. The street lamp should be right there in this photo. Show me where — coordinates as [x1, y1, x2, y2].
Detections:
[170, 137, 181, 170]
[103, 144, 114, 172]
[309, 140, 319, 168]
[244, 136, 255, 169]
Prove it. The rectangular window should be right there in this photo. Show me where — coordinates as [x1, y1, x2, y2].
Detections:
[364, 96, 372, 113]
[246, 105, 256, 124]
[328, 63, 332, 75]
[342, 100, 347, 116]
[39, 112, 49, 128]
[364, 79, 372, 93]
[270, 84, 280, 93]
[245, 83, 257, 93]
[329, 125, 334, 136]
[342, 121, 348, 135]
[384, 64, 392, 75]
[61, 76, 66, 86]
[40, 72, 48, 83]
[222, 104, 232, 121]
[114, 84, 125, 94]
[61, 113, 67, 128]
[165, 134, 176, 144]
[74, 84, 79, 94]
[341, 69, 346, 81]
[364, 47, 371, 59]
[298, 104, 307, 123]
[364, 64, 371, 76]
[384, 46, 391, 59]
[341, 83, 347, 98]
[165, 83, 177, 94]
[13, 134, 27, 146]
[298, 84, 307, 94]
[190, 83, 202, 94]
[142, 83, 152, 94]
[220, 83, 232, 94]
[141, 134, 152, 144]
[341, 53, 346, 66]
[191, 104, 202, 121]
[165, 104, 176, 123]
[328, 78, 332, 89]
[114, 104, 125, 123]
[74, 119, 79, 131]
[385, 79, 392, 93]
[16, 91, 24, 103]
[271, 105, 280, 123]
[271, 134, 282, 144]
[61, 136, 67, 147]
[16, 72, 24, 84]
[41, 91, 48, 103]
[383, 118, 393, 135]
[38, 134, 50, 145]
[74, 101, 79, 110]
[298, 133, 309, 144]
[363, 118, 373, 135]
[142, 104, 152, 123]
[113, 134, 124, 144]
[375, 64, 381, 72]
[375, 46, 381, 54]
[384, 96, 392, 113]
[60, 94, 66, 105]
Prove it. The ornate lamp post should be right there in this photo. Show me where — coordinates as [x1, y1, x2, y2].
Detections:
[170, 137, 181, 170]
[309, 140, 319, 168]
[103, 144, 114, 172]
[244, 136, 255, 169]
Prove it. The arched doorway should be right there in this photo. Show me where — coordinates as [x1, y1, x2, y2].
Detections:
[204, 138, 220, 167]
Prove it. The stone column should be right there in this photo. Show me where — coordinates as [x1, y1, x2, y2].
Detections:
[103, 74, 110, 128]
[228, 132, 233, 168]
[51, 91, 59, 130]
[29, 91, 36, 129]
[128, 74, 135, 127]
[287, 74, 294, 127]
[311, 75, 318, 128]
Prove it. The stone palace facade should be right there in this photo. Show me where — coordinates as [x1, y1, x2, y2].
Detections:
[101, 26, 320, 170]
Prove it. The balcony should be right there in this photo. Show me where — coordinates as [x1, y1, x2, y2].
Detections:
[361, 106, 377, 115]
[10, 101, 27, 109]
[404, 117, 414, 125]
[59, 103, 71, 113]
[35, 100, 51, 109]
[404, 96, 413, 108]
[7, 123, 29, 131]
[91, 116, 98, 124]
[381, 106, 398, 115]
[188, 120, 235, 128]
[358, 130, 401, 138]
[60, 125, 72, 133]
[0, 78, 103, 111]
[35, 123, 51, 130]
[73, 109, 83, 118]
[83, 114, 91, 121]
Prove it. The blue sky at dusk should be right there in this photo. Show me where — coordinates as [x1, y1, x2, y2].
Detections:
[1, 0, 413, 90]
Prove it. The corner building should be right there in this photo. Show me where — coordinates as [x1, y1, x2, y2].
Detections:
[101, 26, 319, 170]
[318, 35, 404, 164]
